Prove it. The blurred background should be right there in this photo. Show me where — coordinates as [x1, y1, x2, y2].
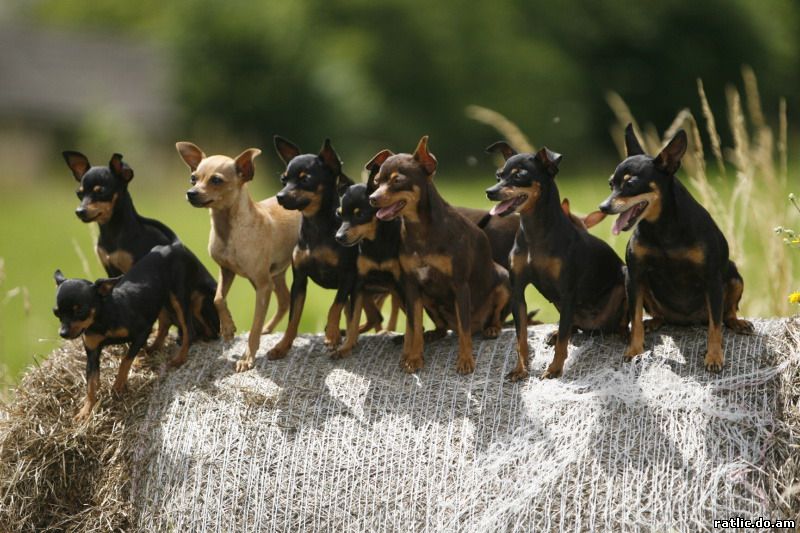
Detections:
[0, 0, 798, 386]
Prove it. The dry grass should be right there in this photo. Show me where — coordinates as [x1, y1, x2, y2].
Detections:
[606, 67, 795, 316]
[0, 341, 167, 532]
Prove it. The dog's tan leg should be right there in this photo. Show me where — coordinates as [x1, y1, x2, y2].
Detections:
[113, 351, 142, 394]
[454, 284, 476, 374]
[168, 294, 192, 368]
[386, 292, 401, 332]
[263, 271, 289, 334]
[268, 274, 307, 360]
[402, 283, 425, 372]
[236, 282, 272, 372]
[483, 283, 509, 339]
[359, 295, 383, 333]
[324, 301, 345, 347]
[723, 274, 754, 334]
[624, 284, 645, 360]
[704, 280, 725, 372]
[215, 267, 237, 340]
[147, 310, 171, 353]
[334, 294, 363, 359]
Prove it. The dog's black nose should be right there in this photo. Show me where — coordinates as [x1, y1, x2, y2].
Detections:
[276, 191, 286, 205]
[75, 207, 87, 220]
[368, 194, 379, 207]
[186, 189, 198, 200]
[335, 231, 347, 244]
[599, 200, 614, 214]
[59, 327, 70, 338]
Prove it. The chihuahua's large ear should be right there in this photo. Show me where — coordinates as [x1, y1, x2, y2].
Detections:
[582, 210, 607, 229]
[336, 173, 355, 196]
[234, 148, 262, 181]
[655, 130, 687, 175]
[412, 135, 437, 176]
[535, 147, 562, 177]
[624, 123, 645, 157]
[108, 153, 134, 182]
[175, 142, 206, 171]
[485, 141, 517, 161]
[62, 151, 91, 181]
[93, 276, 122, 296]
[364, 149, 394, 191]
[54, 269, 66, 286]
[274, 135, 301, 166]
[319, 138, 343, 176]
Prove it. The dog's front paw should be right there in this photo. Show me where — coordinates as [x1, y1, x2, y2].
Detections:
[324, 329, 342, 348]
[235, 355, 255, 372]
[506, 366, 529, 382]
[331, 346, 352, 360]
[221, 321, 236, 341]
[623, 343, 644, 362]
[482, 326, 501, 339]
[540, 364, 563, 379]
[73, 402, 94, 422]
[455, 355, 476, 375]
[111, 382, 128, 396]
[401, 354, 424, 373]
[704, 346, 724, 373]
[726, 318, 755, 335]
[267, 344, 289, 360]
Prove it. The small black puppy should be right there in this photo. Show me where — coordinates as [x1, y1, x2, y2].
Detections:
[269, 137, 358, 359]
[54, 243, 205, 421]
[599, 124, 753, 372]
[62, 151, 219, 346]
[486, 142, 627, 381]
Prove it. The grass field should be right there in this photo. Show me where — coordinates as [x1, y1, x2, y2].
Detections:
[0, 159, 795, 387]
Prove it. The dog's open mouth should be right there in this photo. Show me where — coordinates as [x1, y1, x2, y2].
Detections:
[376, 201, 406, 221]
[612, 201, 648, 235]
[490, 195, 527, 217]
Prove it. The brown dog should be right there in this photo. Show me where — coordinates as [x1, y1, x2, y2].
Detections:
[176, 142, 302, 372]
[368, 136, 511, 374]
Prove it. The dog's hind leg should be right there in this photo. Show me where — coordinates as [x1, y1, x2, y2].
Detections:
[723, 261, 754, 334]
[263, 270, 289, 334]
[237, 281, 272, 372]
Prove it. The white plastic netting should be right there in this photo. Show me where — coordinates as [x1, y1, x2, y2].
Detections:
[131, 319, 795, 532]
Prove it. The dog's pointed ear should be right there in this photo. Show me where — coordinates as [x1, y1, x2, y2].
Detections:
[175, 142, 206, 171]
[274, 135, 301, 166]
[318, 138, 343, 176]
[364, 149, 394, 191]
[561, 198, 571, 217]
[582, 210, 607, 229]
[62, 151, 91, 181]
[655, 130, 687, 175]
[624, 123, 645, 157]
[54, 269, 66, 286]
[336, 173, 355, 196]
[412, 135, 437, 176]
[535, 147, 562, 177]
[93, 276, 122, 296]
[108, 153, 134, 182]
[485, 141, 517, 161]
[234, 148, 261, 181]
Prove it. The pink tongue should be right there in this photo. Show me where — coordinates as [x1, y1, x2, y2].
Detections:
[490, 198, 516, 216]
[376, 202, 403, 220]
[612, 208, 636, 235]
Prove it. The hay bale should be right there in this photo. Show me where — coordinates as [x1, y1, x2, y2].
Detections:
[2, 320, 799, 531]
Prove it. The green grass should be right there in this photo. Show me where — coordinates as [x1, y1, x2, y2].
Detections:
[0, 166, 789, 387]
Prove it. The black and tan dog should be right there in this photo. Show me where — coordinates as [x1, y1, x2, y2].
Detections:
[599, 125, 753, 371]
[176, 142, 302, 372]
[63, 151, 219, 349]
[368, 136, 510, 374]
[269, 136, 359, 359]
[54, 243, 203, 421]
[486, 141, 627, 380]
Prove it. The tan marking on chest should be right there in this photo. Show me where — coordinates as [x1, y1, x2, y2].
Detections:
[96, 246, 135, 273]
[511, 253, 527, 276]
[83, 332, 106, 350]
[633, 242, 704, 265]
[400, 253, 453, 281]
[531, 254, 562, 280]
[293, 246, 339, 268]
[358, 256, 401, 280]
[105, 327, 130, 339]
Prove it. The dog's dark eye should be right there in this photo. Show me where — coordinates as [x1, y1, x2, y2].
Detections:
[210, 176, 224, 185]
[190, 175, 197, 185]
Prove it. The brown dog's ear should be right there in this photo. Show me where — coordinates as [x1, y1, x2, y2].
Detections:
[655, 129, 687, 175]
[175, 142, 206, 171]
[535, 147, 562, 177]
[582, 210, 607, 229]
[624, 123, 645, 157]
[412, 135, 437, 176]
[108, 153, 134, 182]
[485, 141, 517, 161]
[93, 276, 122, 296]
[364, 149, 394, 191]
[54, 269, 66, 286]
[318, 138, 343, 176]
[234, 148, 262, 181]
[274, 135, 301, 165]
[62, 151, 91, 181]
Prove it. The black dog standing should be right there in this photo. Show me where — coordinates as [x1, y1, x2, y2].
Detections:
[600, 125, 753, 371]
[268, 137, 359, 359]
[54, 243, 201, 421]
[486, 142, 627, 380]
